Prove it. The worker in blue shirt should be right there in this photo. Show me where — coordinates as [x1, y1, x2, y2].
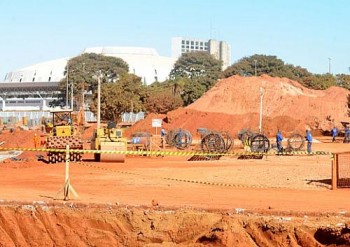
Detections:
[305, 130, 312, 154]
[345, 126, 350, 143]
[160, 128, 166, 147]
[331, 127, 338, 142]
[276, 130, 283, 153]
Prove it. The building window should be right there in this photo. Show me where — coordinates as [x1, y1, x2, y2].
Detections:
[182, 40, 185, 44]
[186, 41, 189, 44]
[191, 41, 194, 45]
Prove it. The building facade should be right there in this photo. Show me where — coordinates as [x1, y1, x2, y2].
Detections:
[3, 47, 175, 86]
[171, 37, 231, 69]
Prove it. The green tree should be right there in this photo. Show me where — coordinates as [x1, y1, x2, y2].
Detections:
[60, 53, 129, 109]
[144, 89, 183, 114]
[304, 74, 337, 90]
[222, 54, 312, 80]
[181, 78, 206, 106]
[169, 51, 222, 105]
[89, 74, 147, 122]
[336, 74, 350, 90]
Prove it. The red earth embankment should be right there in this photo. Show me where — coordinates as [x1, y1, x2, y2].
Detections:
[0, 202, 349, 246]
[127, 75, 350, 138]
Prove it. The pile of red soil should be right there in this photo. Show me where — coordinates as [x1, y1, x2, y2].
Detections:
[127, 75, 350, 138]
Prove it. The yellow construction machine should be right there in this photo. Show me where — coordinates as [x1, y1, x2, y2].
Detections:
[90, 121, 127, 162]
[46, 110, 83, 163]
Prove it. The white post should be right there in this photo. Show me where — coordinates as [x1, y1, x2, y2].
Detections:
[64, 145, 70, 200]
[62, 144, 79, 201]
[66, 63, 69, 108]
[259, 87, 264, 133]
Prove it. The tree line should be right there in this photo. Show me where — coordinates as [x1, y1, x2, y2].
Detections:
[59, 53, 350, 122]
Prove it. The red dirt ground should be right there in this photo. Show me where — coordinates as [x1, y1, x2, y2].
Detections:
[1, 75, 350, 246]
[0, 126, 350, 246]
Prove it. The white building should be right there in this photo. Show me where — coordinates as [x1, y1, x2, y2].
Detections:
[171, 37, 231, 69]
[3, 46, 176, 85]
[0, 46, 176, 112]
[83, 47, 175, 84]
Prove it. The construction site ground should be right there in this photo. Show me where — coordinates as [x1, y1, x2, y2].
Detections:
[0, 128, 350, 246]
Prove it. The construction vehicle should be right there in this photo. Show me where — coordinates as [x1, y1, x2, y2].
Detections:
[46, 110, 83, 163]
[90, 121, 127, 162]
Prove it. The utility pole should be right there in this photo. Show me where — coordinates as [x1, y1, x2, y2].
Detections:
[66, 63, 69, 108]
[71, 78, 74, 110]
[328, 57, 332, 74]
[259, 87, 264, 133]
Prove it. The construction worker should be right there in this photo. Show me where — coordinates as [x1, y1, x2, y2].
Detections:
[276, 130, 283, 153]
[33, 133, 40, 149]
[160, 128, 166, 148]
[345, 126, 350, 143]
[305, 130, 312, 154]
[331, 126, 338, 142]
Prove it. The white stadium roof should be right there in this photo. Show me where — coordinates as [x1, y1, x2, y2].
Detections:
[3, 47, 176, 85]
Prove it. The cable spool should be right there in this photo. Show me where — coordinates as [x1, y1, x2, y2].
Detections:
[250, 134, 270, 153]
[287, 133, 305, 151]
[201, 132, 225, 153]
[169, 129, 192, 150]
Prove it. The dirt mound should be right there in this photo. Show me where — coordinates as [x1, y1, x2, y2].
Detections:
[187, 75, 349, 132]
[0, 203, 349, 246]
[127, 75, 350, 138]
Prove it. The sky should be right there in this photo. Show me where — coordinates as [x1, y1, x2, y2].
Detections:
[0, 0, 349, 79]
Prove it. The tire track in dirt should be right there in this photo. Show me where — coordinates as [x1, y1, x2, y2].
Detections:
[75, 161, 323, 191]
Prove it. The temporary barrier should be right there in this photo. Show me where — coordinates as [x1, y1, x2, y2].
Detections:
[332, 152, 350, 189]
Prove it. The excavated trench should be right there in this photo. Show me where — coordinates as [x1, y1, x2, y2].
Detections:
[0, 202, 349, 246]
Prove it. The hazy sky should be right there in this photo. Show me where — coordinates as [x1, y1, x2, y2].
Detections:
[0, 0, 349, 79]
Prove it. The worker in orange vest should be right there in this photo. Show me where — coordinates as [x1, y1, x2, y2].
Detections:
[33, 133, 40, 149]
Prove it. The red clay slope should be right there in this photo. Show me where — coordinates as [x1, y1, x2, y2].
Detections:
[127, 75, 350, 138]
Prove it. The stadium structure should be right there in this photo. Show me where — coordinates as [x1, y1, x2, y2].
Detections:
[0, 47, 176, 112]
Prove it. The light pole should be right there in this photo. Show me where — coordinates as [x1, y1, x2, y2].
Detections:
[328, 57, 332, 74]
[254, 60, 257, 77]
[71, 77, 74, 110]
[259, 87, 264, 133]
[66, 63, 69, 108]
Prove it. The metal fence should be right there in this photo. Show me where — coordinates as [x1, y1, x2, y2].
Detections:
[121, 112, 145, 123]
[0, 111, 97, 127]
